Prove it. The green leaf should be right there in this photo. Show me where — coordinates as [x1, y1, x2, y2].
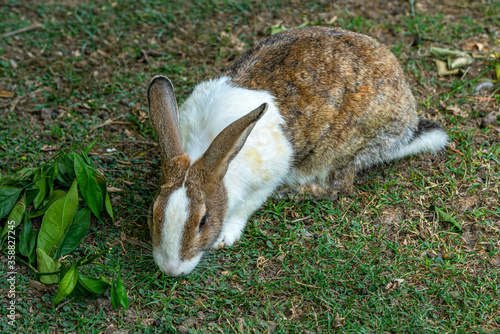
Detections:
[269, 23, 287, 35]
[111, 280, 119, 310]
[2, 193, 26, 237]
[0, 186, 22, 220]
[54, 207, 91, 258]
[33, 176, 48, 209]
[64, 153, 77, 181]
[496, 63, 500, 82]
[56, 157, 73, 187]
[1, 175, 23, 187]
[115, 271, 129, 309]
[105, 191, 114, 220]
[17, 167, 37, 180]
[19, 216, 36, 263]
[79, 150, 93, 166]
[72, 154, 103, 221]
[30, 189, 67, 218]
[36, 248, 61, 284]
[45, 164, 58, 198]
[25, 188, 40, 207]
[95, 169, 113, 220]
[430, 205, 462, 232]
[54, 262, 79, 304]
[83, 138, 98, 155]
[59, 262, 69, 281]
[37, 179, 79, 256]
[430, 47, 468, 58]
[111, 270, 129, 310]
[78, 275, 111, 295]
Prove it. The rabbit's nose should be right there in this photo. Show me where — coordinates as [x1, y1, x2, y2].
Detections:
[164, 262, 184, 277]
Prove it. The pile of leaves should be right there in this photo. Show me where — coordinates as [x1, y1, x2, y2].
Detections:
[1, 142, 128, 308]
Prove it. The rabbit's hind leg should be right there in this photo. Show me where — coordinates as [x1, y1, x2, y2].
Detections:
[273, 182, 339, 203]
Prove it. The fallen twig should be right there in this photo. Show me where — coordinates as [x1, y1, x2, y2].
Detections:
[1, 23, 43, 39]
[0, 91, 14, 98]
[0, 96, 22, 116]
[290, 215, 311, 223]
[448, 145, 464, 157]
[139, 49, 151, 64]
[90, 118, 131, 132]
[470, 96, 496, 101]
[356, 180, 377, 186]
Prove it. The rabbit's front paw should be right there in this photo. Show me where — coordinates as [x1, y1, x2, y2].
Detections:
[214, 223, 245, 249]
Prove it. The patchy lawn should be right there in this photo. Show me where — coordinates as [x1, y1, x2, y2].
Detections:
[1, 0, 499, 333]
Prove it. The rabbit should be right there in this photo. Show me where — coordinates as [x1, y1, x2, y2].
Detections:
[147, 26, 448, 276]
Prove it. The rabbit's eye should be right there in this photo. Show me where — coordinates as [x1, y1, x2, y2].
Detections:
[199, 214, 208, 232]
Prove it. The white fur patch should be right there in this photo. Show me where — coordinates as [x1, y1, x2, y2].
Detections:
[179, 77, 291, 161]
[153, 186, 202, 276]
[386, 128, 449, 161]
[177, 76, 294, 246]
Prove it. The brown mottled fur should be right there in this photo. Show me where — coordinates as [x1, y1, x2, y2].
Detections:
[225, 26, 418, 198]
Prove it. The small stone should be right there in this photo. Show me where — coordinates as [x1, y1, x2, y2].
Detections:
[133, 194, 143, 203]
[184, 318, 197, 328]
[95, 298, 113, 312]
[98, 111, 109, 119]
[140, 318, 155, 326]
[74, 60, 88, 68]
[103, 325, 117, 334]
[40, 108, 53, 121]
[479, 112, 499, 129]
[111, 196, 121, 207]
[443, 251, 456, 260]
[177, 325, 189, 334]
[124, 309, 138, 323]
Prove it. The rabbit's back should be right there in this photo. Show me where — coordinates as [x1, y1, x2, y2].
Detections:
[224, 26, 419, 189]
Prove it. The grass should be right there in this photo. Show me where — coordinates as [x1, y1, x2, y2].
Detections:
[1, 0, 500, 333]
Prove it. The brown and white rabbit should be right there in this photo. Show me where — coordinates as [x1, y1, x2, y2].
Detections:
[147, 26, 448, 276]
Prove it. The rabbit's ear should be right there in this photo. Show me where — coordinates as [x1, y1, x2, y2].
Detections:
[200, 103, 268, 182]
[148, 76, 184, 161]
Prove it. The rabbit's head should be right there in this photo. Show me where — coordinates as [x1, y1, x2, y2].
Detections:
[147, 76, 267, 276]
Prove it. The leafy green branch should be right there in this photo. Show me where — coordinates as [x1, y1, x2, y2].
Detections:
[1, 142, 128, 308]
